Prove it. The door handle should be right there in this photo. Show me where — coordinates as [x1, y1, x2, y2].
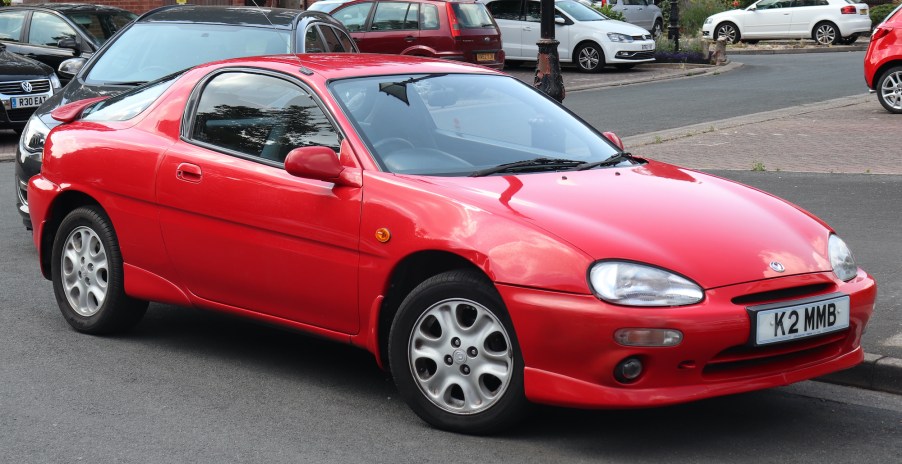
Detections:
[176, 163, 202, 183]
[404, 36, 416, 42]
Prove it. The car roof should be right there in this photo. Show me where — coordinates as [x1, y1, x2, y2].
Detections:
[204, 53, 504, 80]
[136, 5, 307, 29]
[9, 3, 133, 14]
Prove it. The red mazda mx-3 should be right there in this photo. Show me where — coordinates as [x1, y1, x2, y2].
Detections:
[29, 54, 875, 434]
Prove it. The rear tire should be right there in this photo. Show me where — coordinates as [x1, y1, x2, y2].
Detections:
[388, 270, 526, 434]
[51, 206, 148, 334]
[877, 65, 902, 114]
[651, 19, 664, 38]
[813, 22, 839, 45]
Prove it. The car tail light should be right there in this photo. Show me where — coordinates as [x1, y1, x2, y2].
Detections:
[840, 5, 856, 14]
[446, 3, 461, 38]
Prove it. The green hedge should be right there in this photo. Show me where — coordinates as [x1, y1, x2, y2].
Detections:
[871, 4, 898, 26]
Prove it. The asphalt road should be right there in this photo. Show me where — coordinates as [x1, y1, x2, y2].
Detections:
[565, 52, 869, 136]
[2, 163, 901, 462]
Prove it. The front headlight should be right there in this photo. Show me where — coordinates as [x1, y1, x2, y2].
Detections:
[828, 234, 857, 282]
[607, 33, 634, 43]
[704, 17, 713, 25]
[589, 261, 704, 307]
[50, 73, 62, 90]
[20, 115, 50, 161]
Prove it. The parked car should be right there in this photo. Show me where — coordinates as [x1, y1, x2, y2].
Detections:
[702, 0, 871, 45]
[15, 5, 357, 228]
[0, 43, 60, 132]
[578, 0, 664, 36]
[329, 0, 504, 69]
[307, 0, 353, 13]
[864, 3, 902, 113]
[0, 3, 137, 85]
[482, 0, 654, 72]
[28, 53, 875, 434]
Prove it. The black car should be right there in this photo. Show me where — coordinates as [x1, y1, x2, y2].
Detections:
[15, 5, 358, 228]
[0, 4, 136, 85]
[0, 43, 59, 133]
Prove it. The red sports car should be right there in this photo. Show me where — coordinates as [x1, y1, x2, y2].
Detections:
[865, 3, 902, 113]
[29, 54, 876, 434]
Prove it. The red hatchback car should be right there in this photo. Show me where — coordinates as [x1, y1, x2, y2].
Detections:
[865, 3, 902, 113]
[30, 54, 875, 434]
[330, 0, 504, 69]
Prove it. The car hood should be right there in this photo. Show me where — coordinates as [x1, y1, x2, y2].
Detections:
[415, 161, 833, 289]
[592, 18, 651, 36]
[0, 49, 53, 77]
[36, 81, 131, 129]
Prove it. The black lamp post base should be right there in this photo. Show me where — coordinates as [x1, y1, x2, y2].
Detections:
[534, 39, 565, 103]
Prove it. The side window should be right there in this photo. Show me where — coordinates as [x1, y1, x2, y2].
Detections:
[334, 2, 373, 32]
[486, 1, 522, 21]
[421, 4, 440, 29]
[304, 26, 326, 52]
[0, 11, 27, 41]
[320, 25, 346, 52]
[192, 72, 340, 163]
[332, 26, 357, 51]
[28, 11, 77, 47]
[525, 1, 541, 22]
[371, 2, 418, 31]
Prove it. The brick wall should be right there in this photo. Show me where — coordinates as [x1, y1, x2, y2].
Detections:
[13, 0, 304, 15]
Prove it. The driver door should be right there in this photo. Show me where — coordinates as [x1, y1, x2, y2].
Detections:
[744, 0, 794, 38]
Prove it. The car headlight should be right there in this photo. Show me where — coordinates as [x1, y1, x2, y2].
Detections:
[588, 261, 704, 307]
[607, 33, 634, 43]
[828, 234, 857, 282]
[704, 17, 712, 25]
[50, 73, 61, 90]
[20, 115, 50, 161]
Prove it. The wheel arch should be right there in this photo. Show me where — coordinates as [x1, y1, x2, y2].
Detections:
[871, 60, 902, 91]
[714, 21, 742, 42]
[374, 250, 489, 372]
[39, 190, 103, 280]
[811, 20, 838, 40]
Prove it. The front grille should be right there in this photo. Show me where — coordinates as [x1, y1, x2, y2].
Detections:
[703, 331, 847, 379]
[633, 34, 653, 41]
[0, 79, 51, 95]
[731, 284, 833, 306]
[620, 51, 656, 60]
[6, 107, 36, 122]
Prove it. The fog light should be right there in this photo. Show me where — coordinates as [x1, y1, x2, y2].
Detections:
[614, 328, 683, 347]
[615, 357, 643, 383]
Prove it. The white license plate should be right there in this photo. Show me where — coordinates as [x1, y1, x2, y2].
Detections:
[641, 43, 654, 50]
[11, 95, 48, 109]
[750, 294, 850, 346]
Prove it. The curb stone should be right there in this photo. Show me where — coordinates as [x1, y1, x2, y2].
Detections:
[816, 353, 902, 395]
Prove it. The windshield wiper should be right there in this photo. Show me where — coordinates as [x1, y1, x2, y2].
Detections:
[101, 80, 148, 86]
[573, 152, 631, 171]
[469, 157, 584, 177]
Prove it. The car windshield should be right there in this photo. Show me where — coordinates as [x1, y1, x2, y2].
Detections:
[85, 23, 291, 85]
[64, 11, 136, 45]
[82, 71, 183, 122]
[556, 0, 608, 21]
[330, 73, 626, 176]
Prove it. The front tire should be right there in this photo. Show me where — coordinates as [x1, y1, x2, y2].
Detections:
[877, 65, 902, 114]
[51, 206, 148, 334]
[714, 22, 740, 44]
[813, 22, 839, 45]
[388, 270, 526, 434]
[575, 42, 605, 73]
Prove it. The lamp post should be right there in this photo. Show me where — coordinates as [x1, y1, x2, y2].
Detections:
[535, 0, 565, 102]
[668, 0, 680, 52]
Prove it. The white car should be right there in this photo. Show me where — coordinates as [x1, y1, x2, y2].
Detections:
[482, 0, 655, 72]
[702, 0, 871, 45]
[307, 0, 352, 13]
[579, 0, 664, 36]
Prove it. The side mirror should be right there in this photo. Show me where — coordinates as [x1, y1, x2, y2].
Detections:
[57, 37, 80, 53]
[555, 16, 566, 25]
[284, 145, 361, 187]
[748, 5, 757, 11]
[602, 131, 625, 151]
[58, 57, 87, 80]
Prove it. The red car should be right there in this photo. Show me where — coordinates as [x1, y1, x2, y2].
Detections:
[865, 3, 902, 113]
[30, 54, 875, 434]
[330, 0, 504, 69]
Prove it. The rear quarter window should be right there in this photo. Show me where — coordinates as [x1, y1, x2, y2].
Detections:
[451, 4, 495, 28]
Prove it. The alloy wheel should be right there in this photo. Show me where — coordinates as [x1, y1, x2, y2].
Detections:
[880, 69, 902, 111]
[815, 24, 836, 45]
[61, 225, 109, 316]
[407, 298, 513, 415]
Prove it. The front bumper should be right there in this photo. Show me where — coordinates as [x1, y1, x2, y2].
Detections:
[499, 269, 876, 408]
[605, 40, 656, 63]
